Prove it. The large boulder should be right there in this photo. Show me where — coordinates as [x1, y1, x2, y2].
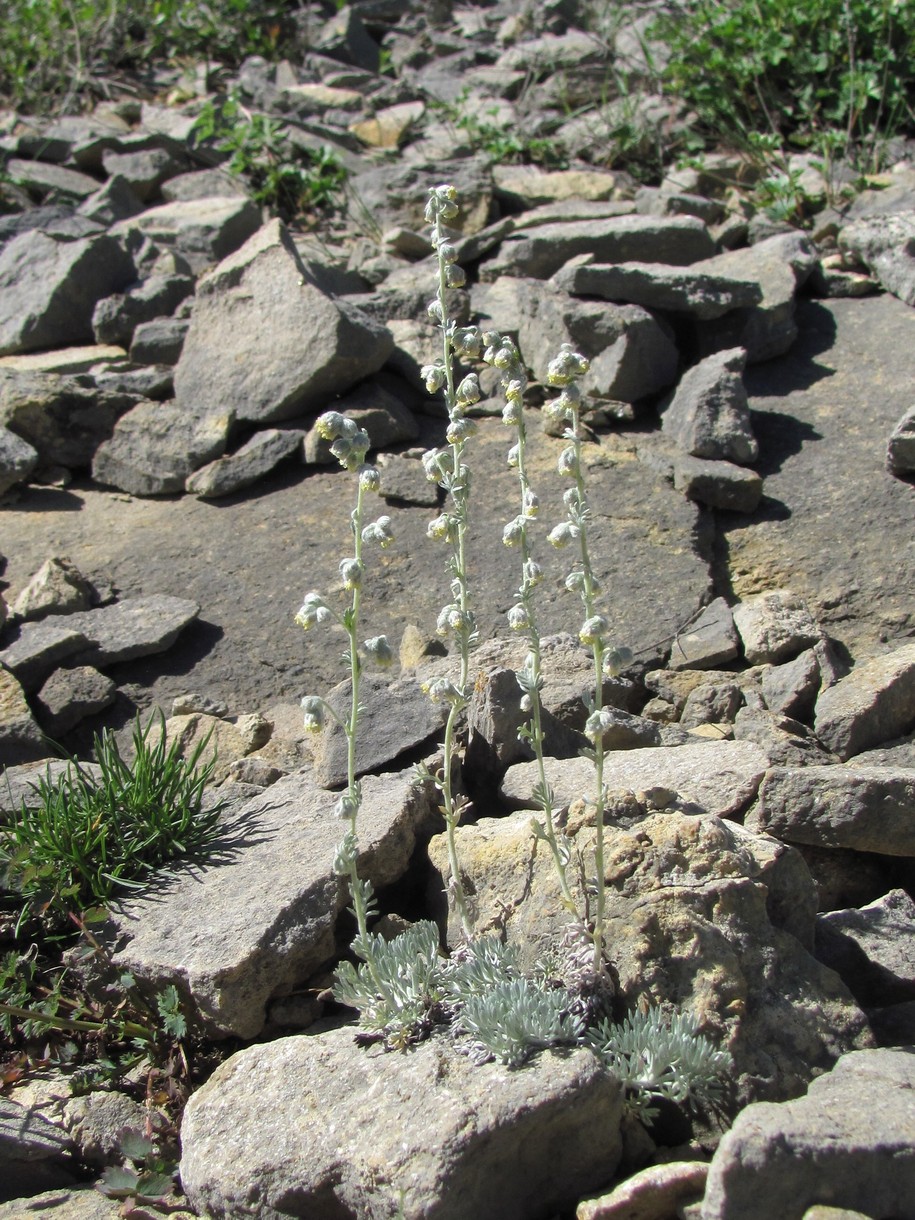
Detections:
[180, 1026, 624, 1220]
[173, 220, 393, 425]
[430, 810, 872, 1103]
[701, 1049, 915, 1220]
[97, 766, 439, 1038]
[0, 231, 135, 356]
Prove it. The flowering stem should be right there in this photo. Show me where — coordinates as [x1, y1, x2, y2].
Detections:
[345, 478, 368, 942]
[496, 342, 577, 916]
[568, 403, 608, 974]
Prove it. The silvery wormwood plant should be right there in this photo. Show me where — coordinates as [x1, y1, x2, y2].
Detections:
[295, 412, 394, 958]
[413, 182, 483, 941]
[543, 343, 632, 974]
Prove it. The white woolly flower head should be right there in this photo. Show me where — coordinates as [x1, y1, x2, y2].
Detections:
[502, 516, 525, 547]
[363, 635, 394, 667]
[502, 400, 523, 427]
[295, 591, 332, 630]
[584, 707, 614, 742]
[507, 604, 530, 632]
[548, 521, 579, 548]
[451, 325, 483, 360]
[421, 363, 446, 394]
[425, 183, 459, 223]
[300, 695, 326, 734]
[604, 645, 634, 678]
[358, 464, 381, 493]
[579, 615, 609, 646]
[361, 515, 394, 548]
[546, 344, 590, 387]
[422, 676, 465, 705]
[339, 558, 363, 591]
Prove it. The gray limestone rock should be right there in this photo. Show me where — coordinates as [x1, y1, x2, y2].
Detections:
[129, 316, 189, 365]
[64, 595, 200, 667]
[98, 766, 438, 1037]
[701, 1049, 915, 1220]
[100, 146, 184, 201]
[733, 590, 821, 665]
[12, 556, 95, 621]
[749, 765, 915, 855]
[578, 1162, 709, 1220]
[501, 739, 769, 819]
[887, 405, 915, 476]
[673, 453, 763, 513]
[311, 673, 445, 788]
[92, 399, 232, 495]
[61, 1090, 149, 1170]
[0, 369, 140, 469]
[680, 680, 743, 729]
[479, 215, 716, 282]
[734, 706, 835, 769]
[0, 666, 48, 765]
[760, 648, 823, 721]
[0, 1096, 78, 1203]
[160, 166, 250, 203]
[77, 173, 146, 225]
[33, 666, 117, 736]
[430, 810, 870, 1103]
[553, 259, 761, 319]
[91, 272, 194, 347]
[0, 230, 135, 356]
[0, 1187, 121, 1218]
[179, 1026, 623, 1220]
[814, 641, 915, 759]
[0, 621, 91, 691]
[5, 157, 100, 201]
[0, 424, 38, 494]
[186, 427, 304, 498]
[839, 210, 915, 306]
[693, 232, 818, 362]
[111, 195, 261, 273]
[815, 888, 915, 1007]
[465, 665, 586, 782]
[174, 219, 393, 425]
[669, 598, 740, 670]
[474, 277, 679, 404]
[660, 348, 758, 465]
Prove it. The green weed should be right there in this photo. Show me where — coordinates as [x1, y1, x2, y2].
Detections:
[191, 94, 348, 222]
[0, 711, 224, 925]
[652, 0, 915, 170]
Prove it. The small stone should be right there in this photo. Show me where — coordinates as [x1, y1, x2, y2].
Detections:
[234, 713, 271, 752]
[171, 691, 229, 718]
[187, 428, 304, 498]
[815, 888, 915, 1006]
[576, 1159, 708, 1220]
[659, 348, 758, 464]
[0, 424, 39, 495]
[11, 556, 95, 621]
[33, 666, 116, 736]
[0, 666, 48, 765]
[65, 595, 200, 667]
[378, 453, 440, 506]
[680, 681, 743, 728]
[0, 620, 90, 691]
[673, 453, 763, 513]
[732, 590, 821, 665]
[886, 405, 915, 476]
[669, 598, 740, 670]
[399, 624, 447, 669]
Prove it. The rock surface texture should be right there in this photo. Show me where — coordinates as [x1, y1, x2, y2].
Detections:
[1, 4, 915, 1218]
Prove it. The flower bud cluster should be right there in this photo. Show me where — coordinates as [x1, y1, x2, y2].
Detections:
[300, 694, 326, 733]
[295, 591, 333, 630]
[361, 515, 395, 548]
[316, 411, 371, 472]
[546, 343, 590, 387]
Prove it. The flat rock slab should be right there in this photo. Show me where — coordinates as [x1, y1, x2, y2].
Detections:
[554, 260, 761, 319]
[0, 411, 713, 720]
[186, 428, 304, 498]
[749, 764, 915, 855]
[62, 595, 200, 667]
[479, 215, 715, 281]
[92, 399, 232, 496]
[839, 210, 915, 306]
[0, 621, 90, 691]
[111, 195, 262, 274]
[99, 765, 437, 1037]
[180, 1026, 624, 1220]
[816, 888, 915, 1006]
[725, 295, 915, 660]
[701, 1048, 915, 1220]
[501, 739, 770, 819]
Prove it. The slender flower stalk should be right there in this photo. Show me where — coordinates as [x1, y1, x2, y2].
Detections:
[544, 345, 629, 974]
[418, 183, 481, 940]
[295, 412, 393, 951]
[491, 332, 577, 915]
